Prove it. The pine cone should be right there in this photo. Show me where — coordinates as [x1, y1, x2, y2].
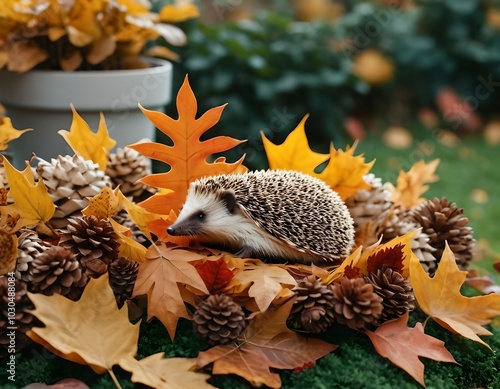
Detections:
[330, 277, 383, 330]
[36, 155, 111, 229]
[193, 294, 246, 345]
[0, 276, 39, 355]
[408, 197, 475, 272]
[59, 215, 119, 278]
[108, 257, 139, 307]
[15, 229, 48, 282]
[29, 246, 88, 299]
[289, 275, 335, 333]
[345, 174, 393, 231]
[364, 267, 415, 323]
[106, 147, 156, 202]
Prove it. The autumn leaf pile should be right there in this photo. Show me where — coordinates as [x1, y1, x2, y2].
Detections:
[1, 76, 500, 388]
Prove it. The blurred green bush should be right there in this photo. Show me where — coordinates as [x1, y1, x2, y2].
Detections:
[160, 0, 500, 169]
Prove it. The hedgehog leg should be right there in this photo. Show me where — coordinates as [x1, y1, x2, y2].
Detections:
[234, 246, 256, 259]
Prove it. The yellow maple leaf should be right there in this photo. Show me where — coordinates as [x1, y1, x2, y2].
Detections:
[1, 158, 55, 232]
[262, 118, 373, 200]
[261, 115, 329, 173]
[391, 159, 440, 209]
[120, 354, 215, 389]
[409, 243, 500, 349]
[27, 274, 140, 375]
[317, 140, 374, 200]
[0, 117, 32, 151]
[324, 246, 363, 284]
[58, 105, 116, 171]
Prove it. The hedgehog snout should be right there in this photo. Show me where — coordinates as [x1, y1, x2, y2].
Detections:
[167, 226, 176, 235]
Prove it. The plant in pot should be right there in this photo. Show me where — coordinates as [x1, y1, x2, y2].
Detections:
[0, 0, 199, 167]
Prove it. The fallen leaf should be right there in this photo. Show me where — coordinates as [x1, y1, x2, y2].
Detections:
[317, 140, 374, 200]
[120, 354, 215, 389]
[27, 274, 140, 374]
[0, 228, 17, 275]
[390, 159, 440, 209]
[231, 259, 296, 312]
[132, 244, 208, 340]
[1, 158, 55, 232]
[366, 313, 457, 387]
[129, 76, 245, 214]
[470, 188, 488, 204]
[0, 117, 32, 151]
[110, 218, 147, 263]
[59, 105, 116, 171]
[261, 115, 329, 173]
[409, 243, 500, 349]
[82, 186, 122, 220]
[195, 256, 236, 295]
[197, 299, 337, 388]
[23, 378, 90, 388]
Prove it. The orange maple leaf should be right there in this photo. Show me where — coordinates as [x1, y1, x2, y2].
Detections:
[197, 299, 337, 389]
[409, 243, 500, 349]
[129, 76, 246, 214]
[391, 159, 440, 209]
[366, 313, 457, 387]
[132, 244, 209, 340]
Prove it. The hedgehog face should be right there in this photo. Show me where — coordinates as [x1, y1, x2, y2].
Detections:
[167, 188, 238, 239]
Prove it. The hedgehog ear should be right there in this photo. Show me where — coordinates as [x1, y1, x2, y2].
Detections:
[221, 190, 236, 214]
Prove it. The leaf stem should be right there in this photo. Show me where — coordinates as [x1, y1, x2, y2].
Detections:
[108, 368, 123, 389]
[422, 315, 431, 330]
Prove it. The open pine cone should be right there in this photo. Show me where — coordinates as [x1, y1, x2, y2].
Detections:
[364, 267, 415, 323]
[330, 277, 383, 330]
[108, 257, 139, 307]
[408, 197, 475, 272]
[15, 229, 49, 282]
[193, 294, 246, 345]
[29, 245, 88, 299]
[289, 275, 335, 333]
[0, 276, 39, 355]
[36, 155, 111, 228]
[59, 215, 119, 278]
[106, 147, 156, 202]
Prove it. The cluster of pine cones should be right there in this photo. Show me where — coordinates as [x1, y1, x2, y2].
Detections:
[1, 161, 476, 350]
[0, 148, 153, 353]
[190, 173, 475, 345]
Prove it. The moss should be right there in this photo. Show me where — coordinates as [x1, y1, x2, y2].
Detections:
[1, 314, 498, 388]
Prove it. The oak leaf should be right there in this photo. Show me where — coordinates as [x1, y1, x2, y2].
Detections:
[409, 243, 500, 349]
[261, 115, 329, 173]
[132, 244, 209, 340]
[59, 105, 116, 171]
[120, 354, 215, 389]
[0, 117, 32, 151]
[366, 313, 457, 387]
[129, 76, 246, 214]
[27, 274, 140, 374]
[1, 158, 55, 232]
[391, 159, 440, 209]
[0, 228, 17, 275]
[197, 299, 337, 388]
[230, 259, 296, 312]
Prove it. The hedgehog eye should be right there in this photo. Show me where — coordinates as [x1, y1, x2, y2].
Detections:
[196, 212, 205, 220]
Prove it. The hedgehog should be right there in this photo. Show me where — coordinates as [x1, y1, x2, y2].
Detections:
[167, 170, 355, 264]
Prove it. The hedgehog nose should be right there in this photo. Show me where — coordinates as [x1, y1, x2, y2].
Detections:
[167, 227, 175, 235]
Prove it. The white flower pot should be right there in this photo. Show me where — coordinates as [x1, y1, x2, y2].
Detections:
[0, 58, 172, 168]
